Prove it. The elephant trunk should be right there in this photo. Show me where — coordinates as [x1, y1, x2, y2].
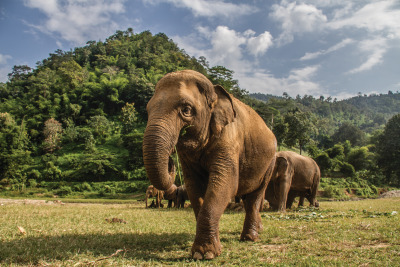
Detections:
[143, 121, 179, 194]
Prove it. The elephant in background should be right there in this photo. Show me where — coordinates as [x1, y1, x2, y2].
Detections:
[145, 157, 178, 208]
[265, 151, 320, 212]
[176, 184, 189, 208]
[143, 70, 276, 260]
[145, 185, 164, 208]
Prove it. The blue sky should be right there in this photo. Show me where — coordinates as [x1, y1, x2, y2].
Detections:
[1, 0, 399, 99]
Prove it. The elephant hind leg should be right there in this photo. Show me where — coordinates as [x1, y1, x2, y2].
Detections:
[298, 195, 305, 207]
[286, 191, 296, 209]
[241, 186, 265, 241]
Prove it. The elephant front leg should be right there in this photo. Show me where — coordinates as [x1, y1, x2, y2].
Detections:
[277, 178, 290, 212]
[191, 179, 232, 260]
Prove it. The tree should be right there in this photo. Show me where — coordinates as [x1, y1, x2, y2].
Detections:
[121, 102, 138, 134]
[332, 122, 366, 146]
[376, 114, 400, 185]
[347, 146, 373, 171]
[43, 118, 63, 153]
[284, 109, 316, 154]
[272, 115, 288, 151]
[0, 113, 32, 183]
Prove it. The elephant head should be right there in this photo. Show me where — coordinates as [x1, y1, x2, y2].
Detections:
[143, 70, 236, 193]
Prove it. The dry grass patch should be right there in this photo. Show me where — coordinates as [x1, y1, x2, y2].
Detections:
[0, 197, 399, 266]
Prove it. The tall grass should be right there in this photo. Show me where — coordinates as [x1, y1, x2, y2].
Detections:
[1, 198, 399, 266]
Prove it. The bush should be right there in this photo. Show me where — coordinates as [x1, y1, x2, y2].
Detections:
[323, 185, 348, 199]
[122, 131, 144, 170]
[28, 179, 37, 188]
[81, 182, 92, 191]
[339, 162, 356, 177]
[54, 186, 72, 196]
[28, 169, 41, 180]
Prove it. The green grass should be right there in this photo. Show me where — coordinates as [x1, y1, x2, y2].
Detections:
[1, 198, 399, 266]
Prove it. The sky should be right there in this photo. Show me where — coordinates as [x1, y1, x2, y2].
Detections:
[1, 0, 399, 100]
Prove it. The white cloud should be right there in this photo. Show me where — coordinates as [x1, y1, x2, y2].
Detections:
[300, 38, 354, 61]
[348, 38, 388, 74]
[174, 25, 323, 97]
[328, 0, 400, 39]
[237, 65, 322, 97]
[0, 54, 12, 65]
[246, 31, 273, 57]
[174, 26, 273, 72]
[270, 1, 327, 45]
[24, 0, 126, 45]
[143, 0, 257, 18]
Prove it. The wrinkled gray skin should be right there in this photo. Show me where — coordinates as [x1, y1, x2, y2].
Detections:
[265, 151, 320, 212]
[142, 70, 276, 260]
[176, 184, 189, 208]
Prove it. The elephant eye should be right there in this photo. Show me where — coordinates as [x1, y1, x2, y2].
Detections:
[181, 106, 193, 117]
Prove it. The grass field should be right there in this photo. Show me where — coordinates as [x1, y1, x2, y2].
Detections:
[1, 197, 399, 266]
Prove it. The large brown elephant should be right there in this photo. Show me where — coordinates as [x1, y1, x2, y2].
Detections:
[265, 151, 320, 212]
[142, 70, 276, 260]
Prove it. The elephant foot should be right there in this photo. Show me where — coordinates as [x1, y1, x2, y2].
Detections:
[191, 240, 222, 260]
[240, 229, 259, 242]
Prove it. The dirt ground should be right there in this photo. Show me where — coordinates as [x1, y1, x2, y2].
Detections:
[1, 190, 400, 206]
[0, 198, 66, 205]
[379, 190, 400, 198]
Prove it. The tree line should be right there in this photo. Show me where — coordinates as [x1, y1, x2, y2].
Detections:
[0, 28, 399, 193]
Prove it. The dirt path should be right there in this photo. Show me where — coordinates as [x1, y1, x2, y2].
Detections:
[1, 190, 399, 206]
[0, 198, 66, 205]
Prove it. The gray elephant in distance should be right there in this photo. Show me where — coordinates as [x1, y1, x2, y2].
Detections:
[176, 184, 189, 208]
[143, 70, 276, 260]
[265, 151, 320, 212]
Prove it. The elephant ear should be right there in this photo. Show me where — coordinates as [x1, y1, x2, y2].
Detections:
[210, 85, 236, 138]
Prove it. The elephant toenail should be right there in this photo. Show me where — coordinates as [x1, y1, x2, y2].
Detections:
[193, 252, 203, 260]
[204, 252, 215, 260]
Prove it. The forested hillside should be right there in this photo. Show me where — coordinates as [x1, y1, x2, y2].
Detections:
[1, 29, 399, 195]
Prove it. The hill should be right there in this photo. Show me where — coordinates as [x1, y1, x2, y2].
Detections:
[0, 28, 399, 190]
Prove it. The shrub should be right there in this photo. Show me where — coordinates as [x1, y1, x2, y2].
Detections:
[122, 131, 144, 170]
[323, 185, 348, 199]
[315, 152, 332, 175]
[81, 182, 92, 191]
[28, 179, 37, 188]
[339, 162, 355, 177]
[55, 186, 72, 196]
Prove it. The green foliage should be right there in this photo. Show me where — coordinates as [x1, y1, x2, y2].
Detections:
[315, 152, 332, 176]
[339, 161, 356, 178]
[283, 109, 316, 154]
[332, 122, 366, 146]
[122, 131, 144, 170]
[88, 115, 111, 143]
[376, 114, 400, 186]
[347, 146, 374, 171]
[120, 102, 138, 134]
[0, 28, 399, 191]
[55, 186, 73, 196]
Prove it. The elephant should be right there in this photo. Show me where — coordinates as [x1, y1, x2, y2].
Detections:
[265, 151, 320, 212]
[142, 70, 276, 260]
[176, 184, 189, 208]
[145, 185, 164, 208]
[145, 157, 177, 208]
